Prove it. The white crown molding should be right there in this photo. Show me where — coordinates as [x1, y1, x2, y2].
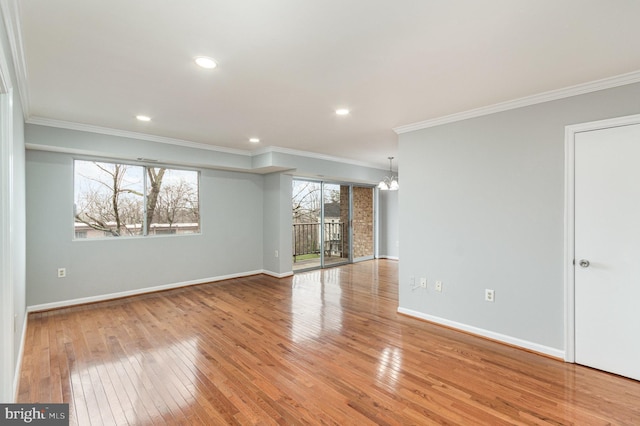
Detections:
[27, 116, 253, 156]
[27, 116, 388, 171]
[0, 0, 30, 118]
[394, 70, 640, 134]
[252, 145, 384, 170]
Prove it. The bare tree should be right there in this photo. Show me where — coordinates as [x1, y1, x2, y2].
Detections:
[145, 167, 166, 234]
[326, 188, 340, 203]
[292, 181, 321, 223]
[153, 178, 199, 229]
[75, 163, 144, 236]
[74, 162, 204, 237]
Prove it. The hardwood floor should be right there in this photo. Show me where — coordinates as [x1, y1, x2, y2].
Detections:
[18, 260, 640, 425]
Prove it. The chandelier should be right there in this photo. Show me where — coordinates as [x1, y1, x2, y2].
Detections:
[378, 157, 399, 191]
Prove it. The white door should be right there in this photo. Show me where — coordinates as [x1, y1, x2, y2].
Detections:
[574, 122, 640, 381]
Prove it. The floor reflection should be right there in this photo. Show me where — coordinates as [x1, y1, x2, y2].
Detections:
[290, 268, 344, 343]
[376, 346, 403, 390]
[68, 336, 201, 424]
[21, 260, 640, 424]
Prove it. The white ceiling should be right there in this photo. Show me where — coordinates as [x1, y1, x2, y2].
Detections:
[13, 0, 640, 168]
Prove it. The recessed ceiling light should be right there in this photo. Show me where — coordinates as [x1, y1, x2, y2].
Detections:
[249, 138, 260, 143]
[195, 56, 217, 69]
[136, 115, 151, 122]
[335, 108, 350, 116]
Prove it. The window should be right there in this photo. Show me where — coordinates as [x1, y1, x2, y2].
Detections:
[74, 160, 200, 238]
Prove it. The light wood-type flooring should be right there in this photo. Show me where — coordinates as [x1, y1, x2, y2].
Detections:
[17, 260, 640, 425]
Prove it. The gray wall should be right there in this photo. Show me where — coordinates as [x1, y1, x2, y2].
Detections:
[398, 82, 640, 354]
[263, 173, 294, 275]
[265, 151, 387, 184]
[26, 124, 254, 171]
[26, 150, 264, 306]
[27, 124, 391, 184]
[24, 125, 393, 307]
[378, 190, 399, 259]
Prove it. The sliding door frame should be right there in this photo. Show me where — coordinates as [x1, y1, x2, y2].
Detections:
[292, 178, 376, 272]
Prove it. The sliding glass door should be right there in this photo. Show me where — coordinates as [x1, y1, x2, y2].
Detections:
[292, 180, 322, 270]
[322, 183, 349, 268]
[292, 180, 374, 272]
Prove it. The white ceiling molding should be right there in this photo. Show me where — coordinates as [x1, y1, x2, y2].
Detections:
[394, 70, 640, 134]
[0, 0, 30, 118]
[26, 116, 253, 156]
[252, 146, 383, 170]
[27, 116, 386, 171]
[25, 142, 295, 175]
[12, 2, 640, 164]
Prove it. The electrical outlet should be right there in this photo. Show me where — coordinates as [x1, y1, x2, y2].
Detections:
[275, 250, 279, 258]
[485, 289, 495, 302]
[420, 277, 427, 288]
[435, 281, 442, 292]
[57, 268, 66, 278]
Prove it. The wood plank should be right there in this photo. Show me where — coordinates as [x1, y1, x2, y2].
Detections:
[17, 260, 640, 425]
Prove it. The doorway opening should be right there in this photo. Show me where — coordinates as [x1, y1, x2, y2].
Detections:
[292, 179, 374, 272]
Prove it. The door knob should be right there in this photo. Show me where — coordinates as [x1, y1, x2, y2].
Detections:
[579, 259, 590, 268]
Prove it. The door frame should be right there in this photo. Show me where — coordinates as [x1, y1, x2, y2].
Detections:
[291, 178, 351, 271]
[291, 178, 377, 272]
[563, 113, 640, 363]
[320, 181, 351, 269]
[1, 91, 14, 401]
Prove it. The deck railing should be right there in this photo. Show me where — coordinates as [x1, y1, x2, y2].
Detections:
[292, 222, 344, 262]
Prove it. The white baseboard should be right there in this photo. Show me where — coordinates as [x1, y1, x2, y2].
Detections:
[397, 307, 565, 359]
[354, 255, 375, 263]
[263, 270, 293, 278]
[378, 255, 399, 260]
[26, 269, 276, 313]
[13, 313, 28, 401]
